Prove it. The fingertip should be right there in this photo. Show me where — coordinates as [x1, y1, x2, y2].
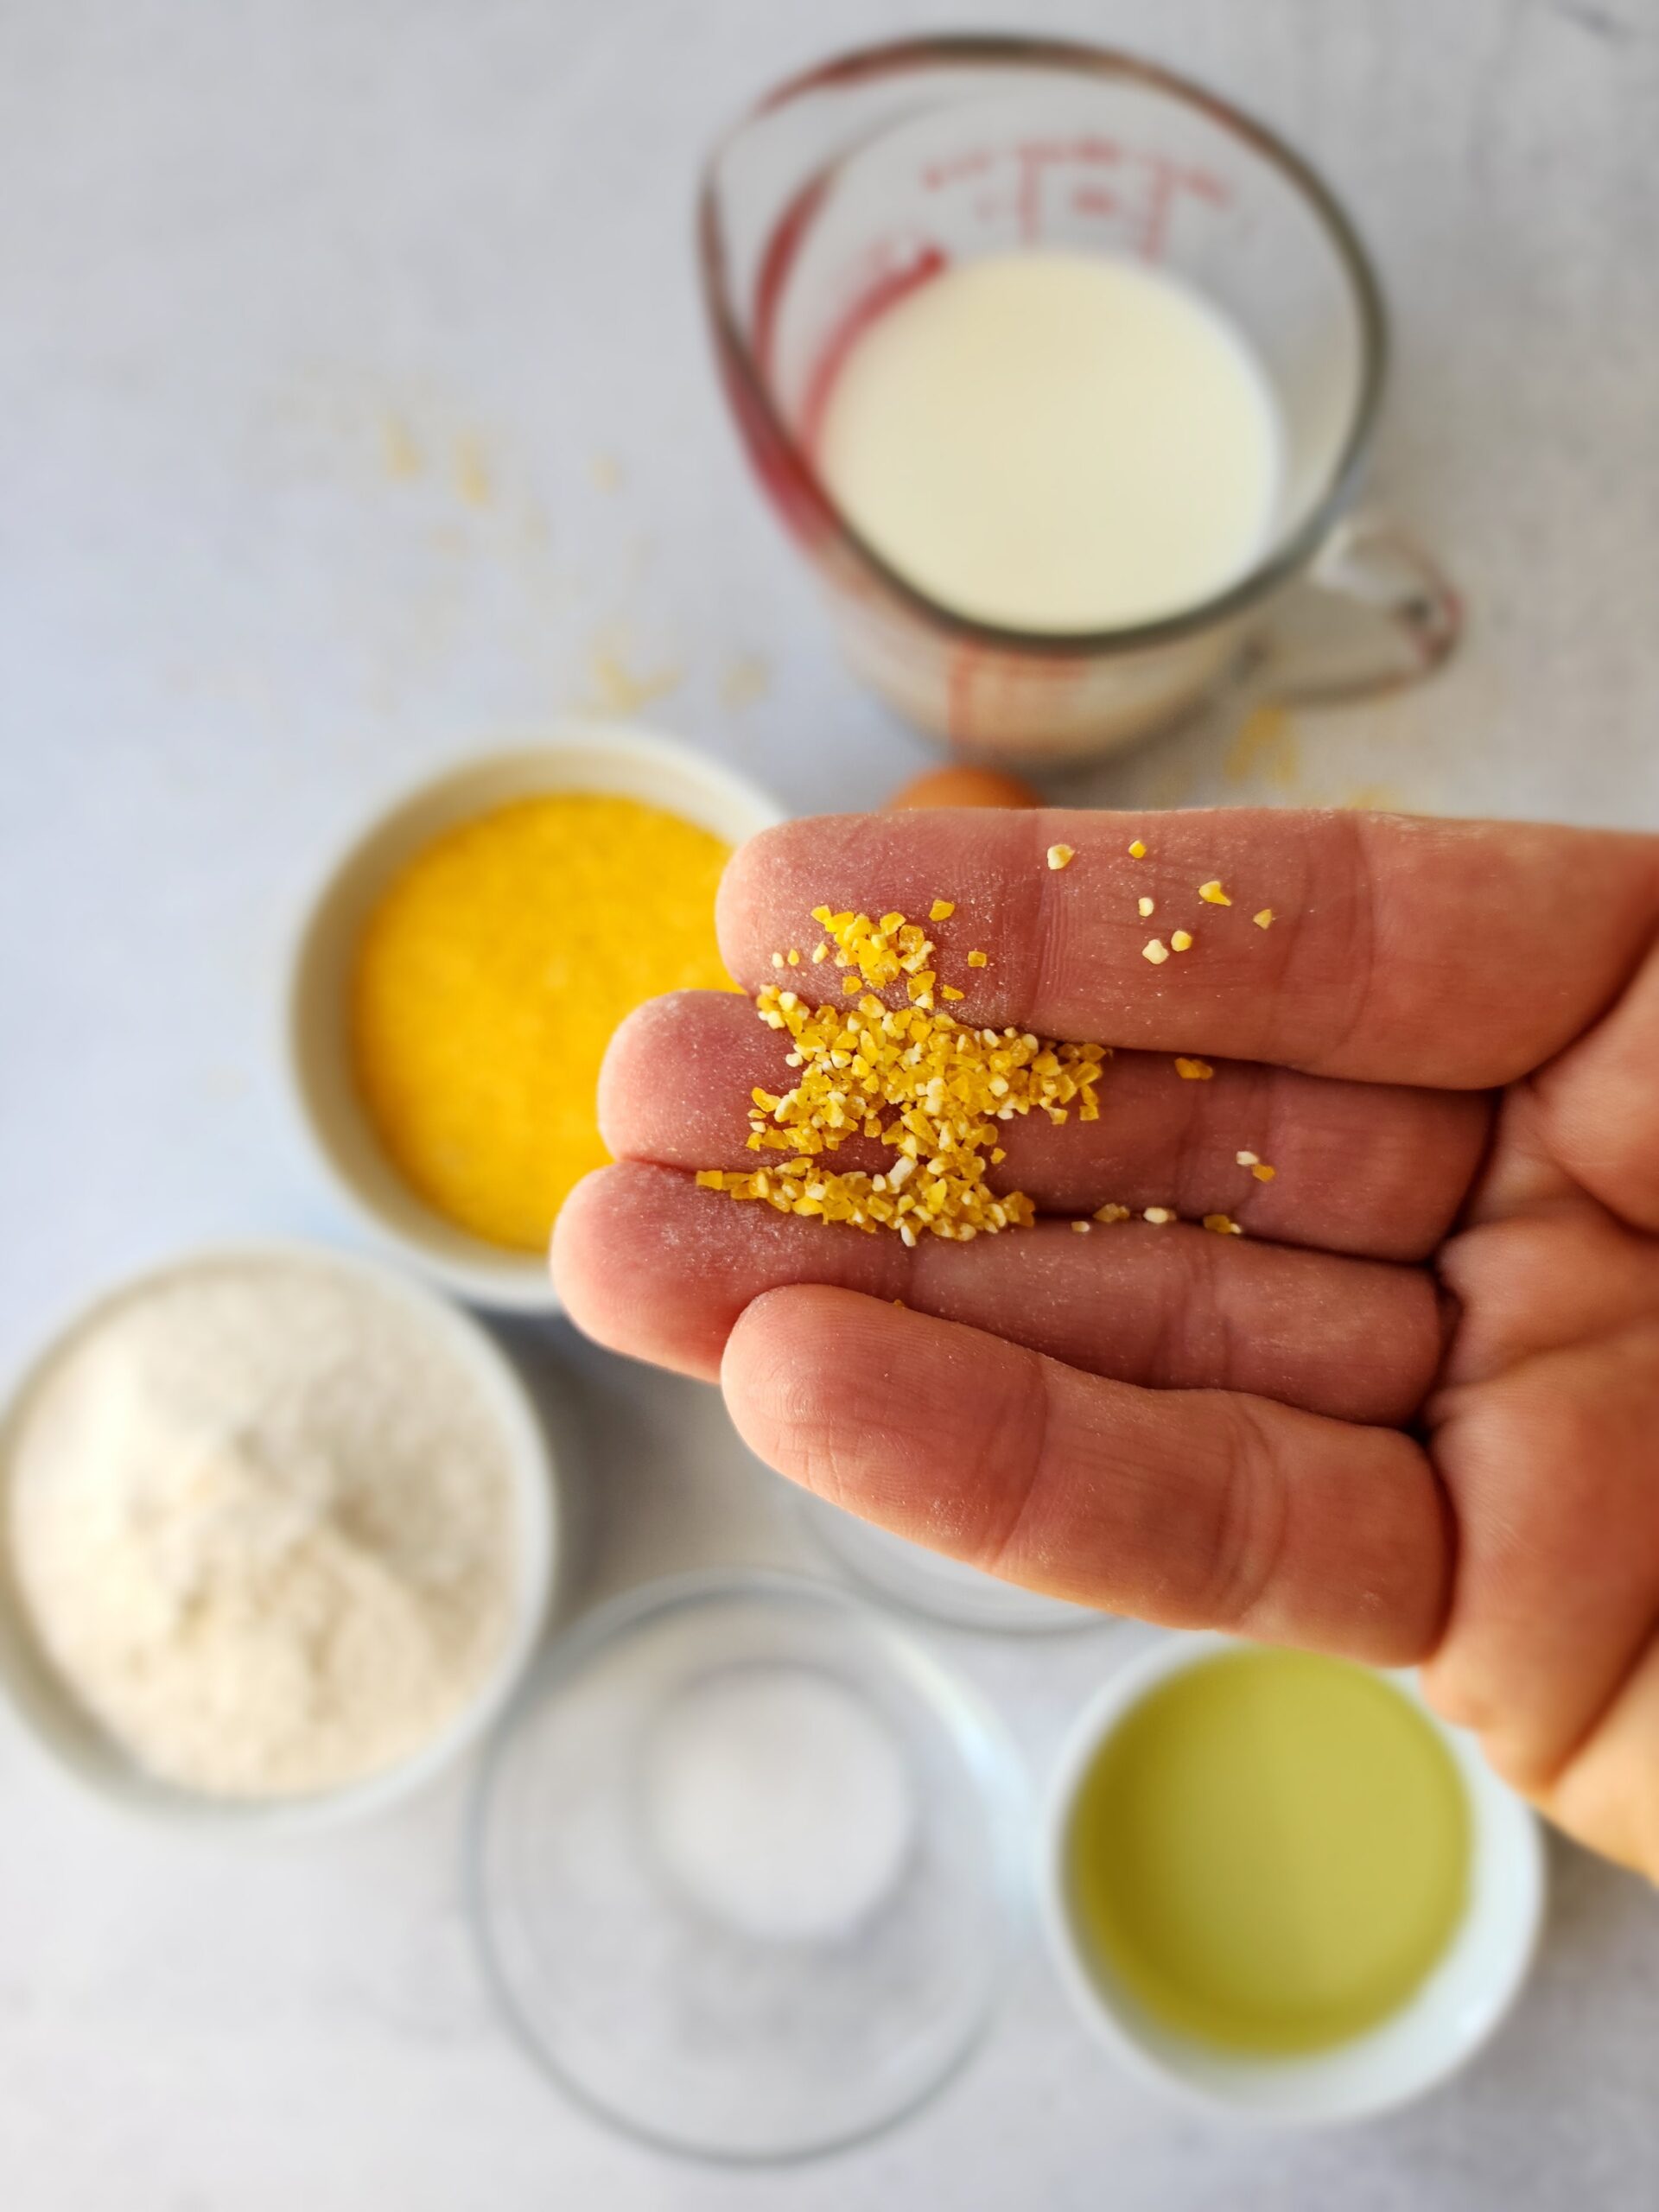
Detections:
[715, 820, 811, 979]
[548, 1164, 628, 1333]
[594, 998, 669, 1154]
[596, 991, 739, 1157]
[550, 1162, 717, 1376]
[721, 1283, 897, 1488]
[721, 1283, 839, 1443]
[721, 1287, 1017, 1549]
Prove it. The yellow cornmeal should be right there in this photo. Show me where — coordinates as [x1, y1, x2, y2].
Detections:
[696, 901, 1107, 1244]
[353, 793, 734, 1250]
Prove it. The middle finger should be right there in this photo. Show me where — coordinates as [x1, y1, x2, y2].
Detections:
[601, 991, 1490, 1262]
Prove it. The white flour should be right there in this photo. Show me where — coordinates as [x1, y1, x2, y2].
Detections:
[6, 1255, 519, 1799]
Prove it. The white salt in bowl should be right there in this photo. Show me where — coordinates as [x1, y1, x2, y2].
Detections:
[469, 1571, 1026, 2161]
[0, 1241, 560, 1834]
[286, 726, 783, 1312]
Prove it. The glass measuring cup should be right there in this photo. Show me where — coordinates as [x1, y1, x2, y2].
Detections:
[699, 36, 1459, 765]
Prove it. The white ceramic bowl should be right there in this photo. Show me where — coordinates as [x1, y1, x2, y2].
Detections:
[287, 725, 783, 1310]
[0, 1241, 561, 1834]
[1041, 1630, 1545, 2125]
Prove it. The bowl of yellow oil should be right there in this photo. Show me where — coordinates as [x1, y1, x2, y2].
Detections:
[1043, 1634, 1543, 2123]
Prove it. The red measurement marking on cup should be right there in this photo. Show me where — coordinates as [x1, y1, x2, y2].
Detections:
[921, 137, 1230, 260]
[797, 243, 949, 456]
[1137, 153, 1230, 262]
[1011, 137, 1122, 244]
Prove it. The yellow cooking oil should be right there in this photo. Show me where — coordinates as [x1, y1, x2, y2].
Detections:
[1065, 1649, 1471, 2055]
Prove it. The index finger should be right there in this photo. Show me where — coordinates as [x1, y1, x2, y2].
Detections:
[717, 808, 1657, 1088]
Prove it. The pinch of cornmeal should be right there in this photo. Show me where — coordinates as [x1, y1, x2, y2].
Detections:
[702, 907, 1109, 1246]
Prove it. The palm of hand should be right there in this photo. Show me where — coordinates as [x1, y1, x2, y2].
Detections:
[555, 809, 1659, 1882]
[1431, 1057, 1659, 1878]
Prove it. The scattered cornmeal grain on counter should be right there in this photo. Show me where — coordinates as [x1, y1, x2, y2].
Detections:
[786, 947, 801, 965]
[1143, 1206, 1178, 1225]
[1128, 839, 1147, 859]
[1047, 842, 1076, 871]
[1071, 1220, 1092, 1234]
[967, 950, 988, 968]
[1170, 929, 1193, 953]
[1138, 896, 1154, 918]
[1143, 938, 1170, 965]
[698, 905, 1109, 1244]
[1093, 1203, 1133, 1224]
[1198, 880, 1232, 906]
[1174, 1057, 1214, 1080]
[1236, 1149, 1259, 1166]
[353, 792, 734, 1250]
[1203, 1213, 1245, 1236]
[1254, 908, 1274, 930]
[930, 899, 956, 920]
[1251, 1161, 1277, 1182]
[941, 984, 965, 1001]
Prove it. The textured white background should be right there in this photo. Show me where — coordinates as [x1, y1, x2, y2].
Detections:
[3, 2, 1657, 2205]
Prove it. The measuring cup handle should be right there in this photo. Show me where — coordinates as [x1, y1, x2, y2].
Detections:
[1254, 512, 1463, 709]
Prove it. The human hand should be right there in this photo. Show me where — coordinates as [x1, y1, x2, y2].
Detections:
[553, 808, 1659, 1881]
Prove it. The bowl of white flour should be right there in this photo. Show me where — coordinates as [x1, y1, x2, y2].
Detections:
[0, 1242, 558, 1828]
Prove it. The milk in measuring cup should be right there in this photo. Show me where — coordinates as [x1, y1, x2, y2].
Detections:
[816, 250, 1282, 636]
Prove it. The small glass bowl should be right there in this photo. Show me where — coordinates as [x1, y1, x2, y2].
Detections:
[467, 1570, 1024, 2162]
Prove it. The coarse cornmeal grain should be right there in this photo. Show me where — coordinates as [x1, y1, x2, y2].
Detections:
[697, 905, 1108, 1244]
[353, 794, 734, 1250]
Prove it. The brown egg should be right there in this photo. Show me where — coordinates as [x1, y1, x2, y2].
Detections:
[886, 764, 1044, 810]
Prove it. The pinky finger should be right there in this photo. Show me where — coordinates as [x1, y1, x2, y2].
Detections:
[723, 1286, 1451, 1667]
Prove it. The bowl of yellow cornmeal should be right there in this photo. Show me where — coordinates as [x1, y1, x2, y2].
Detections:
[289, 727, 781, 1308]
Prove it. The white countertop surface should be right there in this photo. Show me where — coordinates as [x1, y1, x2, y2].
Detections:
[3, 2, 1657, 2204]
